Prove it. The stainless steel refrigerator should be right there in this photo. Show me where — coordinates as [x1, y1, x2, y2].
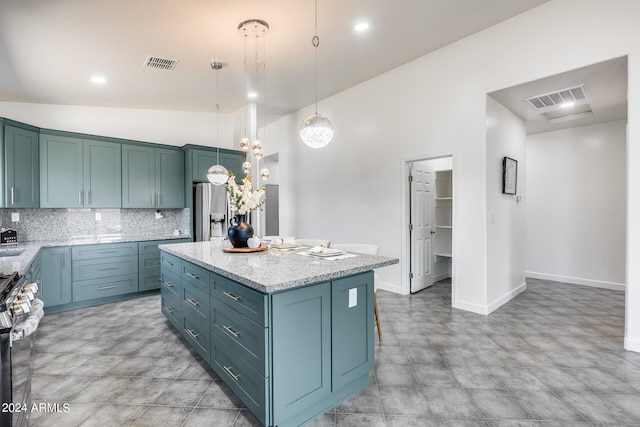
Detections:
[193, 182, 229, 241]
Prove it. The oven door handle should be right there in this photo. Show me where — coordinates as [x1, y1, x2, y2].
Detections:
[10, 299, 44, 342]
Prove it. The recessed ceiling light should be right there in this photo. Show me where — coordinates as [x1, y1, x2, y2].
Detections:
[90, 76, 107, 84]
[354, 22, 369, 32]
[248, 92, 258, 99]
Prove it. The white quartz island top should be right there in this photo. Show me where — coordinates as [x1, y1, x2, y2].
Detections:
[159, 241, 399, 293]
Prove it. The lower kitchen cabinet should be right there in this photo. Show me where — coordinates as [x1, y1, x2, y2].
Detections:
[160, 255, 375, 427]
[40, 246, 72, 307]
[139, 239, 189, 291]
[72, 274, 138, 301]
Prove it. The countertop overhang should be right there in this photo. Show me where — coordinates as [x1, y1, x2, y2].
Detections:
[159, 241, 399, 293]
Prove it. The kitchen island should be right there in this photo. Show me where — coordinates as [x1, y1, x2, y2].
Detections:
[159, 241, 398, 427]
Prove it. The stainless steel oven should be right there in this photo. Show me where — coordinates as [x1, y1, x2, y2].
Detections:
[0, 272, 43, 427]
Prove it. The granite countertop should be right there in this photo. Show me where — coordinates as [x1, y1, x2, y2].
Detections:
[0, 233, 191, 276]
[159, 241, 399, 293]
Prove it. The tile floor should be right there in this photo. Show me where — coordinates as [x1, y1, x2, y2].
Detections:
[30, 278, 640, 426]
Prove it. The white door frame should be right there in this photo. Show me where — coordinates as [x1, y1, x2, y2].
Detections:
[400, 153, 457, 304]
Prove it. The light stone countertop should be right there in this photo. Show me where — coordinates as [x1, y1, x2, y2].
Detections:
[0, 233, 191, 276]
[159, 241, 399, 294]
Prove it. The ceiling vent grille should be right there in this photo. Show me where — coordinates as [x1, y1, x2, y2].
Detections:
[144, 55, 179, 71]
[524, 84, 588, 110]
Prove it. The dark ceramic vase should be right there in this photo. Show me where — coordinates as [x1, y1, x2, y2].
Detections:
[228, 214, 254, 248]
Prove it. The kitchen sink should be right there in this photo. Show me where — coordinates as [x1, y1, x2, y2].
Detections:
[0, 248, 25, 257]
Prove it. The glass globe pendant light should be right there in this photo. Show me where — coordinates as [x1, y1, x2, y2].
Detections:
[299, 0, 334, 148]
[207, 61, 229, 185]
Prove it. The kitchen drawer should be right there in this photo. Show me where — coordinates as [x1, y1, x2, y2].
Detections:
[139, 252, 161, 292]
[72, 242, 137, 260]
[72, 274, 138, 302]
[161, 290, 181, 331]
[161, 269, 181, 299]
[182, 310, 210, 363]
[182, 260, 210, 294]
[139, 238, 190, 255]
[160, 251, 181, 276]
[182, 281, 210, 322]
[72, 255, 138, 281]
[139, 271, 161, 292]
[211, 296, 268, 376]
[211, 273, 268, 327]
[211, 339, 267, 426]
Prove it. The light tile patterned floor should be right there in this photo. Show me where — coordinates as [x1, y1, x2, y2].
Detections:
[30, 278, 640, 426]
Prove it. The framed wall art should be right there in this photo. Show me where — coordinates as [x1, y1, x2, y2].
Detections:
[502, 156, 517, 195]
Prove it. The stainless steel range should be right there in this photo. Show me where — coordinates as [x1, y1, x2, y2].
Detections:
[0, 272, 43, 427]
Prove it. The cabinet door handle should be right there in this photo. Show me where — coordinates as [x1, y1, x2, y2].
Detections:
[86, 191, 90, 205]
[10, 187, 14, 205]
[151, 193, 155, 206]
[223, 291, 239, 301]
[186, 273, 200, 280]
[186, 298, 200, 307]
[63, 251, 67, 267]
[223, 325, 240, 338]
[186, 328, 200, 339]
[163, 281, 174, 288]
[223, 365, 241, 381]
[79, 191, 83, 206]
[165, 260, 174, 266]
[158, 193, 162, 206]
[98, 285, 117, 290]
[97, 266, 117, 270]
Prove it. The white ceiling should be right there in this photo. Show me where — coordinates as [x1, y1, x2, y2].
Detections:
[489, 57, 628, 135]
[0, 0, 551, 118]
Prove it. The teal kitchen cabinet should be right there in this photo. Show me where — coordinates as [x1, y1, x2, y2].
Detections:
[1, 124, 39, 208]
[40, 134, 121, 208]
[40, 246, 72, 307]
[185, 147, 245, 182]
[71, 242, 138, 302]
[139, 239, 189, 292]
[122, 145, 184, 208]
[162, 249, 375, 427]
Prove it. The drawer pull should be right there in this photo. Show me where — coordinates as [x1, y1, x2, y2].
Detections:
[223, 325, 240, 338]
[187, 298, 200, 307]
[186, 272, 200, 280]
[223, 291, 240, 301]
[186, 328, 200, 339]
[98, 285, 117, 290]
[97, 250, 118, 254]
[223, 365, 241, 381]
[165, 307, 175, 314]
[97, 266, 117, 270]
[165, 260, 174, 266]
[164, 281, 174, 288]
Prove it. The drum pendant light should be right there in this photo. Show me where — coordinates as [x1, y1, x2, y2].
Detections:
[207, 61, 229, 185]
[299, 0, 334, 148]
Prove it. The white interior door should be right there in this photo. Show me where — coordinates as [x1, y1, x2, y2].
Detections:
[410, 162, 434, 293]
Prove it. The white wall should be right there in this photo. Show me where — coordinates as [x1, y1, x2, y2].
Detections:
[526, 120, 627, 290]
[270, 0, 640, 350]
[0, 101, 235, 148]
[486, 97, 527, 312]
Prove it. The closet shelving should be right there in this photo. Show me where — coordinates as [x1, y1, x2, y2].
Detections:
[434, 170, 452, 258]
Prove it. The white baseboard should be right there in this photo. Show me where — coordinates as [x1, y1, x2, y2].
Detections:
[376, 280, 404, 295]
[526, 271, 625, 291]
[624, 336, 640, 353]
[487, 282, 527, 314]
[452, 299, 489, 315]
[433, 272, 450, 282]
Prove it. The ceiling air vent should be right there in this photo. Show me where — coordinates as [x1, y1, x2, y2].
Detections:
[524, 84, 588, 110]
[144, 55, 179, 71]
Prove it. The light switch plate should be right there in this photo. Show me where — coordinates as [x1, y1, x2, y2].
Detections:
[11, 212, 19, 222]
[95, 212, 102, 221]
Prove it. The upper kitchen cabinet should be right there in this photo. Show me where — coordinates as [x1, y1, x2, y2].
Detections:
[40, 133, 122, 208]
[1, 123, 39, 208]
[122, 145, 184, 208]
[184, 146, 245, 182]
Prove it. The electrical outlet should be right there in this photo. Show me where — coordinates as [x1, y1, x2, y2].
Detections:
[95, 212, 102, 221]
[11, 212, 19, 222]
[490, 213, 495, 224]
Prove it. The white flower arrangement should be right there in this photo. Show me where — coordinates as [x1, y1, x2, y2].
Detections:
[227, 173, 266, 216]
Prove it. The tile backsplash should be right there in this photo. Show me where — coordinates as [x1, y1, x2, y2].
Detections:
[0, 208, 191, 242]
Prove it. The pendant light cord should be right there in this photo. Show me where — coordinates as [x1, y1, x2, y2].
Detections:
[313, 0, 319, 114]
[215, 64, 220, 164]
